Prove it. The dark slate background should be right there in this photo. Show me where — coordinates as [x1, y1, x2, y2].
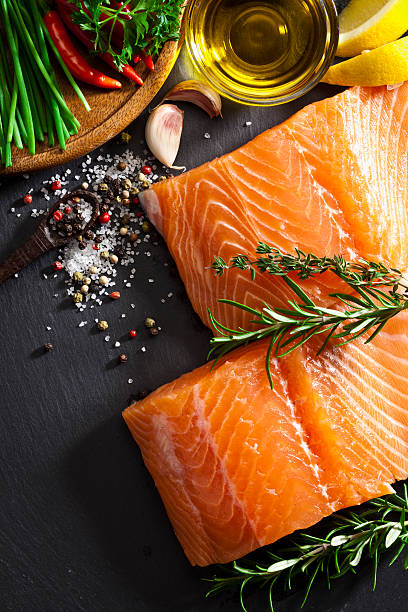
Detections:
[2, 1, 408, 610]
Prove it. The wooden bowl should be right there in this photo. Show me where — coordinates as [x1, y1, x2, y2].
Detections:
[1, 17, 185, 176]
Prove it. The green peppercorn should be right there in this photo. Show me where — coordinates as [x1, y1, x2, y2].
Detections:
[145, 317, 156, 328]
[97, 320, 109, 331]
[99, 183, 109, 192]
[121, 132, 131, 144]
[73, 271, 83, 282]
[122, 178, 132, 190]
[141, 221, 150, 233]
[100, 251, 109, 260]
[73, 292, 83, 303]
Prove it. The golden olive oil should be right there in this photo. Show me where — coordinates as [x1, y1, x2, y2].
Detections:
[186, 0, 338, 105]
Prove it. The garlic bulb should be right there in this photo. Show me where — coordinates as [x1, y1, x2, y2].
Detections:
[145, 104, 185, 169]
[161, 80, 222, 119]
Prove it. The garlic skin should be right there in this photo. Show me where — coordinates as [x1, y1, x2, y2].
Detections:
[161, 80, 222, 119]
[145, 104, 185, 169]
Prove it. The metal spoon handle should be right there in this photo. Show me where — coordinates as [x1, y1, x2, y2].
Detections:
[0, 230, 53, 284]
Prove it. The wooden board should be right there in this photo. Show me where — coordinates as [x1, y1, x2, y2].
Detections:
[1, 25, 185, 177]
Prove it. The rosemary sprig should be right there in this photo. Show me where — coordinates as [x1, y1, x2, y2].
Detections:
[207, 487, 408, 611]
[209, 246, 408, 388]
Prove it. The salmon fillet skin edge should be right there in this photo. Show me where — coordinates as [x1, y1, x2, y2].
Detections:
[123, 85, 408, 566]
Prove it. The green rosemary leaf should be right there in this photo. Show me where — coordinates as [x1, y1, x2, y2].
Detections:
[208, 244, 408, 388]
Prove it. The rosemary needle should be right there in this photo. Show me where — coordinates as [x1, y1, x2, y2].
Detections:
[207, 486, 408, 612]
[209, 245, 408, 388]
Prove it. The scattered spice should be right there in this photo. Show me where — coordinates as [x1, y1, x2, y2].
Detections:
[149, 327, 159, 336]
[99, 275, 109, 285]
[24, 194, 32, 205]
[53, 261, 63, 271]
[117, 161, 127, 171]
[141, 165, 152, 175]
[73, 292, 83, 303]
[43, 343, 54, 352]
[129, 329, 137, 338]
[73, 271, 83, 282]
[109, 291, 121, 300]
[51, 180, 62, 191]
[89, 265, 98, 274]
[53, 210, 63, 222]
[97, 320, 109, 331]
[80, 285, 89, 294]
[145, 317, 156, 328]
[99, 213, 111, 224]
[109, 254, 118, 264]
[119, 353, 128, 363]
[100, 251, 110, 260]
[119, 227, 128, 236]
[121, 132, 131, 144]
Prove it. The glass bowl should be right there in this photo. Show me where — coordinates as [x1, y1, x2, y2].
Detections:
[185, 0, 339, 107]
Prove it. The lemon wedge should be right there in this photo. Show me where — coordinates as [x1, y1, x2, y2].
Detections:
[337, 0, 408, 58]
[322, 37, 408, 86]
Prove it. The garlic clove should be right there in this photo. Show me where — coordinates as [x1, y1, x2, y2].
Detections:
[145, 104, 185, 170]
[160, 79, 222, 119]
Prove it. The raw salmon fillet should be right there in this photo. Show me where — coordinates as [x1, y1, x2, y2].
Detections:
[124, 85, 408, 567]
[140, 84, 408, 330]
[123, 312, 408, 566]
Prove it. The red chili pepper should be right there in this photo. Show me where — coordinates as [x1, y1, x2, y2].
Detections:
[43, 10, 122, 89]
[53, 261, 63, 271]
[24, 194, 32, 205]
[141, 165, 152, 176]
[51, 179, 62, 191]
[53, 210, 63, 221]
[64, 205, 72, 214]
[141, 50, 154, 72]
[129, 330, 137, 338]
[55, 3, 144, 86]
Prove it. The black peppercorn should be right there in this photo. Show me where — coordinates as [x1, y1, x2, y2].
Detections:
[84, 229, 94, 240]
[73, 223, 82, 234]
[43, 343, 54, 352]
[76, 213, 83, 222]
[100, 203, 110, 213]
[73, 205, 81, 214]
[149, 327, 159, 337]
[78, 242, 87, 250]
[94, 235, 103, 244]
[64, 223, 73, 234]
[119, 353, 128, 363]
[114, 246, 125, 258]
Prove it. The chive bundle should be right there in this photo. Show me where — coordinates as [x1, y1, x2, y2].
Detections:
[0, 0, 89, 168]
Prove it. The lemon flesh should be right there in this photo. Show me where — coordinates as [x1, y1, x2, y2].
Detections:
[337, 0, 408, 58]
[323, 37, 408, 86]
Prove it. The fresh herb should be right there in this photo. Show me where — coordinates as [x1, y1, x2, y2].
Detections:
[207, 487, 408, 611]
[209, 245, 408, 388]
[71, 0, 185, 69]
[0, 0, 88, 167]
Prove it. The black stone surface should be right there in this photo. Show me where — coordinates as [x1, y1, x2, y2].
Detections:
[1, 2, 406, 610]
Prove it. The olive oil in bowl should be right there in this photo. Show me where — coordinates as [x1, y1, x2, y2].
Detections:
[186, 0, 338, 106]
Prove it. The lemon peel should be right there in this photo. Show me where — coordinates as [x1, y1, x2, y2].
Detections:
[323, 38, 408, 87]
[337, 0, 408, 58]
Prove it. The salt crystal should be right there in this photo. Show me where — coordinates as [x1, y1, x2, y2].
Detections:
[128, 379, 134, 384]
[204, 133, 211, 139]
[245, 121, 252, 127]
[46, 326, 52, 331]
[141, 346, 146, 352]
[115, 341, 121, 347]
[105, 335, 110, 342]
[121, 314, 126, 318]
